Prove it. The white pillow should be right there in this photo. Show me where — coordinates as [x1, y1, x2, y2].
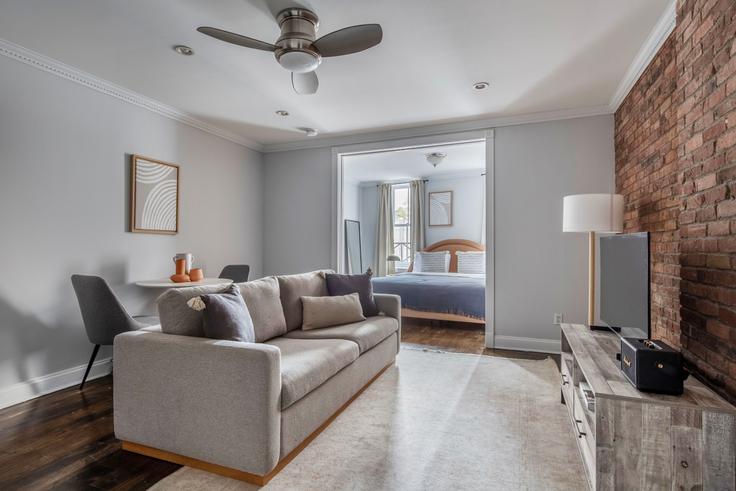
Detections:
[456, 251, 486, 274]
[413, 251, 450, 273]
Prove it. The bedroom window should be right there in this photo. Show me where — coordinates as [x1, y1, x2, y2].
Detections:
[392, 183, 411, 272]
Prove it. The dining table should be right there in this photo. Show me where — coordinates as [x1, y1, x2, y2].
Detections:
[135, 278, 233, 288]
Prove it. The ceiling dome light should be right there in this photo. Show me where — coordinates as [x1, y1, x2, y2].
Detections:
[173, 45, 194, 56]
[426, 152, 447, 168]
[277, 50, 321, 73]
[473, 81, 489, 90]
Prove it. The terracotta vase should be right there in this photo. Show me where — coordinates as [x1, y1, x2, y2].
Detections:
[175, 258, 187, 276]
[170, 274, 190, 283]
[189, 268, 204, 282]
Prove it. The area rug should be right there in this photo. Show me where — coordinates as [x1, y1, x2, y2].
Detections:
[150, 348, 587, 490]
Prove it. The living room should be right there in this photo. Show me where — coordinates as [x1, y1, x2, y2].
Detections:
[1, 0, 735, 489]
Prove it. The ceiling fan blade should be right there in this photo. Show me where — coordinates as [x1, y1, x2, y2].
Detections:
[197, 26, 276, 52]
[313, 24, 382, 57]
[292, 71, 318, 95]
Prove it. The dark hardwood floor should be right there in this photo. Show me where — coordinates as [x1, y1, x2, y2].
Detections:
[0, 320, 555, 489]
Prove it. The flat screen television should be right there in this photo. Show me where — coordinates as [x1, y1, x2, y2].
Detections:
[599, 232, 650, 339]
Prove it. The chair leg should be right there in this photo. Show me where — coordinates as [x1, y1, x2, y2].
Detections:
[80, 344, 100, 390]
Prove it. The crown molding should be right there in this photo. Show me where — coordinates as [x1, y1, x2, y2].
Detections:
[261, 105, 613, 153]
[609, 0, 676, 112]
[0, 38, 264, 152]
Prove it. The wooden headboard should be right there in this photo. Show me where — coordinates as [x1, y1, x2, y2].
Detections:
[408, 239, 485, 273]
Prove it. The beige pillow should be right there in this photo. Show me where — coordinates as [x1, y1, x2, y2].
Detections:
[278, 270, 332, 331]
[301, 293, 366, 330]
[237, 277, 287, 342]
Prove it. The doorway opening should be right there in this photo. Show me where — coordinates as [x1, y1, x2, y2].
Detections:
[333, 131, 494, 349]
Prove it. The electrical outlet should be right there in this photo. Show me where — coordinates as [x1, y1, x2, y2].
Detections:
[553, 313, 564, 325]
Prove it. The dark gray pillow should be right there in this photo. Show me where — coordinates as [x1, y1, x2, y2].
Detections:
[325, 272, 379, 317]
[196, 284, 255, 342]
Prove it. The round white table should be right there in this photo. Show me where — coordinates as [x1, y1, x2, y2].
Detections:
[135, 278, 233, 288]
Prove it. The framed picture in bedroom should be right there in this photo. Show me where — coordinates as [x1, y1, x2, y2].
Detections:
[130, 154, 179, 234]
[428, 191, 452, 227]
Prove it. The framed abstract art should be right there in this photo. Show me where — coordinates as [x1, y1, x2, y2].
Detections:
[130, 154, 179, 234]
[428, 190, 452, 227]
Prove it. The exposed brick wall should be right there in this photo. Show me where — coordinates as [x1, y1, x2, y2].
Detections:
[615, 0, 736, 403]
[615, 34, 681, 349]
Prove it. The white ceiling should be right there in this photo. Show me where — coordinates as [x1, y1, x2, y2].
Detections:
[343, 141, 485, 184]
[0, 0, 671, 146]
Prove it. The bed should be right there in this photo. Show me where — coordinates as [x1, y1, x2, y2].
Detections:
[371, 239, 486, 324]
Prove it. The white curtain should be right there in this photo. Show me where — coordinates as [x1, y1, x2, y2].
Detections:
[375, 183, 394, 276]
[410, 179, 426, 256]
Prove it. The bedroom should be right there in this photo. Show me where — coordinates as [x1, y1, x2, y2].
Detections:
[340, 140, 488, 351]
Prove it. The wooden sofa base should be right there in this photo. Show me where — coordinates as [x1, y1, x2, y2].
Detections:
[121, 362, 394, 486]
[402, 307, 485, 325]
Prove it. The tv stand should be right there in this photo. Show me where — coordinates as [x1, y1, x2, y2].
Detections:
[560, 324, 736, 490]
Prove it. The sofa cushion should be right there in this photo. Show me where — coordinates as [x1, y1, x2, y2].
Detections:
[325, 272, 379, 317]
[283, 316, 398, 354]
[157, 284, 230, 337]
[265, 337, 359, 409]
[277, 270, 332, 332]
[238, 277, 287, 342]
[302, 293, 366, 330]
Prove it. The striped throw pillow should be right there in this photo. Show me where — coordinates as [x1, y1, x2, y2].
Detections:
[456, 251, 485, 274]
[414, 251, 451, 273]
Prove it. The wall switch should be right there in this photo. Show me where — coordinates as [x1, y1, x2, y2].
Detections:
[553, 313, 564, 325]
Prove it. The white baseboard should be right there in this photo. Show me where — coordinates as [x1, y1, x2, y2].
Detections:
[492, 335, 561, 354]
[0, 357, 112, 410]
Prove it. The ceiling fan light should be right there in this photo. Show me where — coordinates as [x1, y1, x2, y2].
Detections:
[277, 50, 320, 73]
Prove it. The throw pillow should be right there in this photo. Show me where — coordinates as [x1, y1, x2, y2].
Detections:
[456, 251, 486, 274]
[325, 271, 379, 317]
[157, 283, 231, 337]
[187, 284, 255, 342]
[278, 270, 332, 331]
[413, 251, 450, 273]
[301, 293, 366, 330]
[237, 276, 287, 342]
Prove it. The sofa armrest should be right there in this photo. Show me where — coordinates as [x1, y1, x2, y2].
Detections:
[113, 331, 282, 475]
[374, 293, 401, 353]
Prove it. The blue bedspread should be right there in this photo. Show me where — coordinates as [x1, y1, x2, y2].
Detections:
[372, 273, 485, 320]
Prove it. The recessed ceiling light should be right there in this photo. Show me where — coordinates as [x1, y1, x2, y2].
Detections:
[303, 127, 318, 137]
[276, 110, 290, 117]
[173, 45, 194, 56]
[473, 81, 490, 90]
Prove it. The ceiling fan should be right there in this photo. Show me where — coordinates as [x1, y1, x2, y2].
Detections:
[197, 8, 382, 95]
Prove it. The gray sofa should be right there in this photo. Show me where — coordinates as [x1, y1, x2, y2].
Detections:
[113, 270, 400, 484]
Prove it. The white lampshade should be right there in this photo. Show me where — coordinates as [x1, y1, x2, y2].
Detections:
[563, 194, 624, 233]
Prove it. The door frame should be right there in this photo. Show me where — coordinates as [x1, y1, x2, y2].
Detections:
[331, 129, 496, 348]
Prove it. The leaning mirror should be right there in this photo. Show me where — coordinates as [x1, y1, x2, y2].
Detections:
[344, 219, 363, 274]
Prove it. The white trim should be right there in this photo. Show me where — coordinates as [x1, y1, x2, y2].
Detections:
[0, 357, 112, 410]
[609, 0, 677, 111]
[0, 37, 264, 152]
[264, 106, 612, 153]
[484, 129, 495, 349]
[493, 335, 561, 354]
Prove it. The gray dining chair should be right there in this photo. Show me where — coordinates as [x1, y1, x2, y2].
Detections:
[71, 274, 157, 389]
[219, 264, 250, 283]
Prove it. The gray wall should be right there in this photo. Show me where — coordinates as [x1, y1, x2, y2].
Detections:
[0, 56, 264, 398]
[263, 147, 333, 276]
[493, 115, 614, 349]
[262, 115, 615, 351]
[426, 174, 485, 245]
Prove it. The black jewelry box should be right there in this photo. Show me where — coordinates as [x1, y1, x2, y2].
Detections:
[619, 337, 688, 395]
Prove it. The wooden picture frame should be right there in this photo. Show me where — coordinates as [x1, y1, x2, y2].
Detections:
[428, 190, 453, 227]
[130, 154, 179, 234]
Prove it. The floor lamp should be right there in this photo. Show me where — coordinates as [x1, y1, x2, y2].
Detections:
[562, 193, 624, 328]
